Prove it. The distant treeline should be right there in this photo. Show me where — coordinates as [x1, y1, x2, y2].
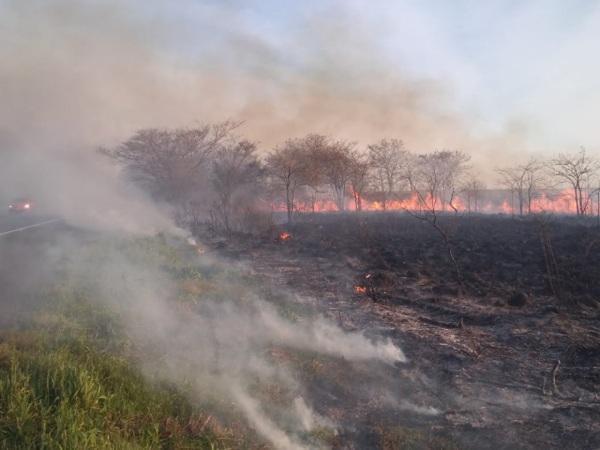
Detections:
[101, 122, 600, 232]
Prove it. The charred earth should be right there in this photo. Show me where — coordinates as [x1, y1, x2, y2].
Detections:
[204, 212, 600, 450]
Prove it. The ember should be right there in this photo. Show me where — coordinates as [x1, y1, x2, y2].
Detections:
[354, 285, 367, 294]
[279, 231, 291, 241]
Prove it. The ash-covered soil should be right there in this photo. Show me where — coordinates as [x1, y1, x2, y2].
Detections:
[204, 213, 600, 450]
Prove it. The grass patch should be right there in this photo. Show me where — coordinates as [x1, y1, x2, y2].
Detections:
[0, 311, 238, 449]
[0, 234, 454, 449]
[0, 237, 251, 449]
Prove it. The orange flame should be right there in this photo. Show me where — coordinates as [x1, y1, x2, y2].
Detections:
[279, 231, 291, 241]
[354, 286, 367, 294]
[269, 188, 591, 215]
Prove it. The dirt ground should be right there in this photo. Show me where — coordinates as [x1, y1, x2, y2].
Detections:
[203, 212, 600, 449]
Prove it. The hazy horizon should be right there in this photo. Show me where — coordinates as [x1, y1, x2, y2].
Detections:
[2, 0, 599, 174]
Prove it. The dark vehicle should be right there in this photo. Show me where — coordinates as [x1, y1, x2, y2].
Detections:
[8, 198, 33, 212]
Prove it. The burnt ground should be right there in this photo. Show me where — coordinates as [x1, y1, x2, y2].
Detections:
[202, 213, 600, 450]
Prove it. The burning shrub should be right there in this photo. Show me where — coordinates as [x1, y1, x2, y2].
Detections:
[357, 271, 396, 302]
[354, 285, 367, 295]
[278, 231, 292, 241]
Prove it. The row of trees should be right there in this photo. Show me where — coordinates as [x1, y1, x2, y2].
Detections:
[266, 135, 474, 220]
[496, 150, 600, 216]
[101, 122, 263, 232]
[102, 122, 599, 232]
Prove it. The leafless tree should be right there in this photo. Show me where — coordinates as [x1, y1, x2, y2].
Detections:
[317, 139, 355, 211]
[523, 160, 546, 213]
[411, 150, 470, 213]
[101, 121, 240, 203]
[298, 134, 328, 212]
[496, 167, 519, 216]
[348, 150, 370, 211]
[210, 140, 263, 233]
[497, 159, 545, 215]
[265, 136, 318, 222]
[549, 148, 599, 216]
[405, 150, 470, 289]
[368, 139, 409, 210]
[461, 176, 486, 213]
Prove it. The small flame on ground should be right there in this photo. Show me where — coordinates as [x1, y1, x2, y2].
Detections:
[354, 286, 367, 294]
[279, 231, 291, 241]
[186, 236, 206, 254]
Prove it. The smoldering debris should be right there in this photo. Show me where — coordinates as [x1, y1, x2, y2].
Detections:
[49, 234, 408, 448]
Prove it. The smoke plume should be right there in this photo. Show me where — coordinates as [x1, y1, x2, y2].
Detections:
[55, 236, 406, 448]
[0, 0, 553, 189]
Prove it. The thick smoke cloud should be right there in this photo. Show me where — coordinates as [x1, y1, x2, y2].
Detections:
[0, 0, 186, 231]
[0, 0, 548, 196]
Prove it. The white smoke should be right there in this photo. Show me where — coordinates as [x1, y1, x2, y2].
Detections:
[57, 236, 406, 448]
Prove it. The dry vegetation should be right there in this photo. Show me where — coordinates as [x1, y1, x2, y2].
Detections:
[0, 233, 261, 449]
[206, 212, 600, 449]
[102, 124, 600, 237]
[93, 123, 600, 448]
[2, 230, 461, 449]
[4, 123, 600, 449]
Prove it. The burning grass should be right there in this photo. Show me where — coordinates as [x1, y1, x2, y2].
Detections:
[278, 231, 292, 242]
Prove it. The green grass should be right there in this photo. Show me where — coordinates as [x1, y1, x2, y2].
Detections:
[0, 301, 237, 449]
[0, 235, 248, 449]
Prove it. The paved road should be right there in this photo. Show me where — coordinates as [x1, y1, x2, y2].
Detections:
[0, 211, 60, 237]
[0, 211, 66, 323]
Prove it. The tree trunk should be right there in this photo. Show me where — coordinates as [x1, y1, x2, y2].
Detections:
[353, 190, 362, 212]
[335, 185, 346, 211]
[518, 191, 524, 216]
[286, 185, 293, 223]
